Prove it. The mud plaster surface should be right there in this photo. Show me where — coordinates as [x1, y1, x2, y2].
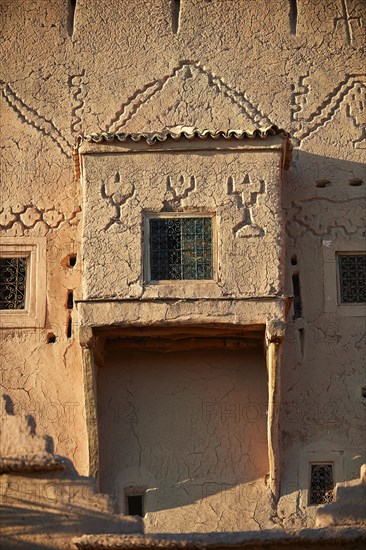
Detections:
[0, 0, 365, 535]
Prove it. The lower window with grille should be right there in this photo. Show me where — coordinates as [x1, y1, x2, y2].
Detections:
[338, 254, 366, 303]
[309, 463, 334, 505]
[147, 215, 214, 281]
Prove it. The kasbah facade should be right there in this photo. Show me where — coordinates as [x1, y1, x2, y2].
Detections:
[0, 1, 365, 549]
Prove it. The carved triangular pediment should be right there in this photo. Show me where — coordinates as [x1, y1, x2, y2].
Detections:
[107, 62, 273, 133]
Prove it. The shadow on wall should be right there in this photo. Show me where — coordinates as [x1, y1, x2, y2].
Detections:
[0, 499, 113, 549]
[0, 475, 142, 548]
[280, 148, 366, 501]
[0, 394, 142, 548]
[285, 150, 365, 200]
[97, 346, 270, 515]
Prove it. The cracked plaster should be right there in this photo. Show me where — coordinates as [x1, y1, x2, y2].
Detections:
[0, 0, 365, 540]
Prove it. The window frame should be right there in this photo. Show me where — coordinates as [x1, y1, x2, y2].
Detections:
[323, 239, 366, 316]
[0, 238, 46, 328]
[124, 486, 146, 517]
[144, 211, 217, 284]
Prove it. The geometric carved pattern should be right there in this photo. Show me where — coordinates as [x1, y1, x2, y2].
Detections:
[107, 61, 273, 133]
[334, 0, 362, 46]
[0, 205, 80, 233]
[309, 464, 334, 505]
[149, 217, 213, 280]
[338, 254, 366, 303]
[0, 257, 27, 310]
[166, 175, 196, 205]
[228, 174, 265, 238]
[291, 74, 366, 145]
[101, 171, 135, 230]
[2, 83, 72, 158]
[69, 69, 86, 137]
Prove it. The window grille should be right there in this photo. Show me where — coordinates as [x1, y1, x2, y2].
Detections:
[0, 257, 27, 310]
[338, 254, 366, 303]
[149, 217, 213, 280]
[309, 464, 334, 505]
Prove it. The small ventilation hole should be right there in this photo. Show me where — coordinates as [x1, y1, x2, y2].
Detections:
[69, 254, 77, 267]
[289, 0, 297, 35]
[292, 273, 302, 319]
[66, 315, 72, 338]
[349, 178, 362, 187]
[68, 0, 77, 37]
[316, 180, 330, 188]
[298, 327, 305, 357]
[47, 333, 56, 344]
[67, 290, 74, 310]
[171, 0, 181, 34]
[291, 255, 298, 266]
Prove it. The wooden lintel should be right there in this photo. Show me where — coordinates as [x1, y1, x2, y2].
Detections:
[104, 336, 263, 354]
[94, 323, 265, 341]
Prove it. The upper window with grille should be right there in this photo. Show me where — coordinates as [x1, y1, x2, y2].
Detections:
[0, 257, 27, 310]
[147, 215, 214, 281]
[338, 254, 366, 303]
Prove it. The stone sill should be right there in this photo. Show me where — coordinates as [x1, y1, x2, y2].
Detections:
[77, 297, 288, 341]
[73, 527, 366, 549]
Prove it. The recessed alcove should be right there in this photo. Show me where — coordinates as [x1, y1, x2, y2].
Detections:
[94, 325, 268, 517]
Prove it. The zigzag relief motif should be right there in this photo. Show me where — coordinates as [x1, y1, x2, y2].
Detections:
[293, 74, 366, 143]
[106, 61, 273, 133]
[2, 84, 72, 158]
[69, 70, 86, 137]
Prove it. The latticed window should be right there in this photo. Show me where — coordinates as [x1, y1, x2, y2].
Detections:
[338, 254, 366, 303]
[0, 257, 27, 309]
[309, 464, 334, 505]
[149, 217, 213, 280]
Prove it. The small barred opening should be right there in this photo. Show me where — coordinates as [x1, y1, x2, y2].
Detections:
[338, 254, 366, 303]
[0, 257, 27, 310]
[309, 463, 334, 505]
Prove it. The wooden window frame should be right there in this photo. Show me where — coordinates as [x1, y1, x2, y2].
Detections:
[144, 211, 217, 284]
[0, 238, 46, 328]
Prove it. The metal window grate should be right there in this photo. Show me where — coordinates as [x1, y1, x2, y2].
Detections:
[338, 254, 366, 303]
[309, 464, 334, 505]
[0, 257, 27, 310]
[149, 217, 213, 280]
